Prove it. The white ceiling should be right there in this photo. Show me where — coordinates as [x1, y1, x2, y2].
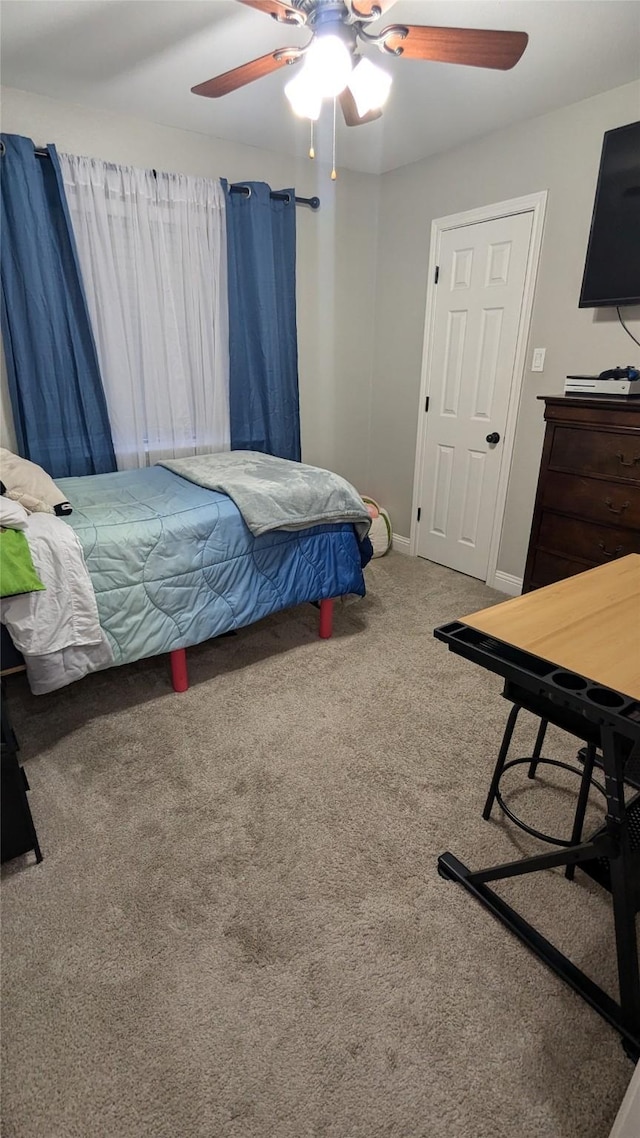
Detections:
[1, 0, 639, 174]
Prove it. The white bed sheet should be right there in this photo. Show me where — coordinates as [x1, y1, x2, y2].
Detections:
[1, 513, 113, 694]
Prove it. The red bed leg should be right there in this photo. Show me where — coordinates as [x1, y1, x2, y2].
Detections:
[170, 648, 189, 693]
[318, 598, 334, 639]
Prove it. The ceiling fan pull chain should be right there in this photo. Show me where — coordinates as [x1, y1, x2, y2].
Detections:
[331, 97, 338, 181]
[309, 119, 315, 160]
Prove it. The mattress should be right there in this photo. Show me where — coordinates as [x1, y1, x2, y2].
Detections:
[56, 466, 366, 667]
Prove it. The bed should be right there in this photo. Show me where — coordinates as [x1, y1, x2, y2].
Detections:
[41, 461, 370, 692]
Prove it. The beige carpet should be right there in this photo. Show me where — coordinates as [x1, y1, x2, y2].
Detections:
[1, 553, 635, 1138]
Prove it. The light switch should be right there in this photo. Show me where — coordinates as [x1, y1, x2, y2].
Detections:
[531, 348, 546, 372]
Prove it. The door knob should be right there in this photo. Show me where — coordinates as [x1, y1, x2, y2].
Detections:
[486, 432, 500, 445]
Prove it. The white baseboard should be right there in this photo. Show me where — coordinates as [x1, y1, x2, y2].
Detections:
[490, 570, 523, 596]
[392, 534, 411, 555]
[387, 540, 521, 591]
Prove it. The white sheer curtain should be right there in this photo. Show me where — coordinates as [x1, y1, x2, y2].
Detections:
[58, 154, 229, 468]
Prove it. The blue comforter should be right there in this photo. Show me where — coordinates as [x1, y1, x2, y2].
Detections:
[56, 466, 367, 667]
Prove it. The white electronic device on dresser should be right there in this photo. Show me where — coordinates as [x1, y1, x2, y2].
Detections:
[565, 365, 640, 398]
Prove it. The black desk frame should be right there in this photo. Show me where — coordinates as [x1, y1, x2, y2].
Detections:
[434, 621, 640, 1061]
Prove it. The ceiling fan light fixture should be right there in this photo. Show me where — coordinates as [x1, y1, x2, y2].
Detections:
[303, 34, 353, 98]
[284, 70, 322, 119]
[348, 57, 392, 117]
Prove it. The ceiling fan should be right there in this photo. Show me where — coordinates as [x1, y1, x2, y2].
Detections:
[192, 0, 529, 128]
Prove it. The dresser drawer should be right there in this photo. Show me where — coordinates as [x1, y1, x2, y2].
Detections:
[549, 426, 640, 482]
[541, 471, 640, 529]
[528, 550, 595, 590]
[523, 396, 640, 594]
[538, 512, 640, 564]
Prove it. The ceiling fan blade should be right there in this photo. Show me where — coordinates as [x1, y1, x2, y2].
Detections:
[235, 0, 306, 25]
[192, 48, 302, 98]
[381, 25, 528, 70]
[339, 87, 383, 127]
[350, 0, 396, 17]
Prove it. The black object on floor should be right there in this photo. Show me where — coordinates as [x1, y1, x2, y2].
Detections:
[1, 688, 42, 865]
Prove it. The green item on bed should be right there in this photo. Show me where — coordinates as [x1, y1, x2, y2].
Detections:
[0, 528, 45, 597]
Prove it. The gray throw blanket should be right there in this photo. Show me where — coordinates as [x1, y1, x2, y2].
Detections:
[159, 451, 371, 541]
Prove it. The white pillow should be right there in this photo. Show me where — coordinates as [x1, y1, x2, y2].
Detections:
[0, 497, 30, 530]
[0, 449, 72, 515]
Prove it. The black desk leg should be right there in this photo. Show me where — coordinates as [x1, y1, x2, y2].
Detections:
[437, 850, 635, 1049]
[482, 704, 519, 821]
[438, 845, 640, 1061]
[439, 725, 640, 1065]
[601, 726, 640, 1051]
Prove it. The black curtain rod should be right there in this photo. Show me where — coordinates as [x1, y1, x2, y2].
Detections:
[229, 183, 320, 211]
[30, 148, 320, 211]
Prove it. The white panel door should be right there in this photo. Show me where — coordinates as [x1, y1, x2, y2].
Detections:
[417, 211, 534, 579]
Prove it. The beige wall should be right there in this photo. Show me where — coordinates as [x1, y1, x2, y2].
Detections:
[369, 80, 640, 577]
[0, 85, 380, 489]
[0, 349, 18, 452]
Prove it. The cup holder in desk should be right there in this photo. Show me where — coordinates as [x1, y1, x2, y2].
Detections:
[552, 671, 588, 691]
[586, 687, 626, 708]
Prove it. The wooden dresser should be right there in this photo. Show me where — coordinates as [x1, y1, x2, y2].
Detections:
[523, 396, 640, 592]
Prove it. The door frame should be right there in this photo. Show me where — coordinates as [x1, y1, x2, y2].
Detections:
[409, 191, 548, 592]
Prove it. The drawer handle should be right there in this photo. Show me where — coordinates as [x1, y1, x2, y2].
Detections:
[598, 541, 624, 559]
[604, 497, 630, 515]
[616, 452, 640, 468]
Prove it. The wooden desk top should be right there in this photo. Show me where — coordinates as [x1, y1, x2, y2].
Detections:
[462, 554, 640, 700]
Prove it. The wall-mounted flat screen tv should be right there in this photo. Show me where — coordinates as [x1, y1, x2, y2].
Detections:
[579, 120, 640, 308]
